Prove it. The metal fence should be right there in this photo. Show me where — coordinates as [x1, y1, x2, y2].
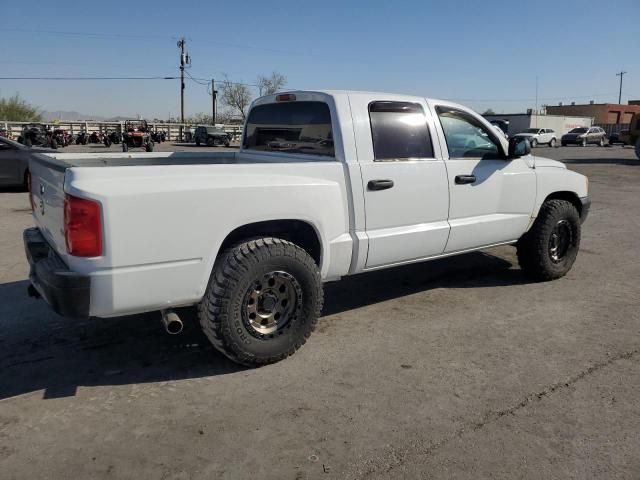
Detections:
[0, 120, 243, 142]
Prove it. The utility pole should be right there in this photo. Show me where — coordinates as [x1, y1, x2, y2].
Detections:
[177, 37, 190, 137]
[616, 71, 627, 105]
[211, 78, 217, 125]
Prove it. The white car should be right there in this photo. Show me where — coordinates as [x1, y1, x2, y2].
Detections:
[25, 90, 590, 366]
[513, 128, 557, 147]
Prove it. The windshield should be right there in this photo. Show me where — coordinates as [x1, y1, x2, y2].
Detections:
[569, 128, 587, 133]
[524, 128, 540, 133]
[243, 101, 334, 157]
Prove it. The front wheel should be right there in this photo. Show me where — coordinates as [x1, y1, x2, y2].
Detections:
[198, 238, 323, 366]
[530, 138, 538, 148]
[516, 199, 581, 281]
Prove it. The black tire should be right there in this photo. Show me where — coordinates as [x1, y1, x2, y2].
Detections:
[206, 136, 216, 147]
[561, 142, 567, 147]
[224, 140, 230, 147]
[635, 138, 640, 160]
[145, 141, 154, 152]
[51, 139, 58, 149]
[530, 138, 538, 148]
[195, 140, 201, 146]
[198, 238, 323, 366]
[122, 142, 128, 152]
[516, 199, 581, 281]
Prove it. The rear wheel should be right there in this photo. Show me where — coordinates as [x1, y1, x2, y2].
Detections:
[549, 138, 556, 148]
[198, 238, 323, 366]
[516, 199, 581, 281]
[206, 136, 216, 147]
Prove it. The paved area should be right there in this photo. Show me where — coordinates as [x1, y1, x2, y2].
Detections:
[1, 145, 639, 479]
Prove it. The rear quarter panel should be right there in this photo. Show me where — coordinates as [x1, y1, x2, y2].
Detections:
[64, 162, 352, 317]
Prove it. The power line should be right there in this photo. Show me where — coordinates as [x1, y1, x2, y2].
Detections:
[0, 27, 173, 40]
[0, 76, 177, 80]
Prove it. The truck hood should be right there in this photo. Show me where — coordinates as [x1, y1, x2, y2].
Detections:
[533, 156, 566, 169]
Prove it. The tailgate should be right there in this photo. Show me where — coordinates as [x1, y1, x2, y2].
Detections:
[29, 154, 69, 259]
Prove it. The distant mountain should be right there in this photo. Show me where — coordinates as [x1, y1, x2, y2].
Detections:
[41, 110, 131, 122]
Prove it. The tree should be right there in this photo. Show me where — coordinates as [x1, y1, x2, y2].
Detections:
[219, 74, 253, 121]
[482, 108, 496, 115]
[257, 72, 287, 96]
[0, 94, 42, 121]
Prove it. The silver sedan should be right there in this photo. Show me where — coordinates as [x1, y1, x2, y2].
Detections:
[0, 136, 53, 188]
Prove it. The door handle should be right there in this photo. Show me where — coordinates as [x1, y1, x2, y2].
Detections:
[367, 179, 394, 191]
[454, 175, 476, 185]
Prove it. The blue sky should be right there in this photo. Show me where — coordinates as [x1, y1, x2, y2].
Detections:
[2, 0, 639, 118]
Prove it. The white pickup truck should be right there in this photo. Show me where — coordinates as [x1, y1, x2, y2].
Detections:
[24, 90, 590, 366]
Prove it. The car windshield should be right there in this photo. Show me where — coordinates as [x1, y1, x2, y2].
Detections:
[569, 128, 587, 133]
[524, 128, 540, 133]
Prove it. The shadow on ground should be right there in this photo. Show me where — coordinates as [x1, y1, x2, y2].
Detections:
[0, 250, 527, 400]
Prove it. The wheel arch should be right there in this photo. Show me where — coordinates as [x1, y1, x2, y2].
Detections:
[218, 219, 323, 267]
[543, 191, 583, 216]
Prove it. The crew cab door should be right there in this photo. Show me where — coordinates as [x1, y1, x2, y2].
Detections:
[430, 103, 536, 253]
[349, 94, 450, 268]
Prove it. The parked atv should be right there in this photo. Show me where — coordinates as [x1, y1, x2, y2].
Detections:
[103, 131, 121, 147]
[52, 128, 71, 147]
[194, 125, 231, 147]
[75, 132, 89, 145]
[122, 119, 154, 152]
[88, 131, 104, 144]
[18, 124, 58, 149]
[151, 131, 166, 143]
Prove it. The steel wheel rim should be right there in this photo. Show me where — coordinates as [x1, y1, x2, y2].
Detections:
[242, 271, 302, 337]
[549, 219, 572, 263]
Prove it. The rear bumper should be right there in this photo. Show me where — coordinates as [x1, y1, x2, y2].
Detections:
[580, 196, 591, 223]
[24, 227, 91, 318]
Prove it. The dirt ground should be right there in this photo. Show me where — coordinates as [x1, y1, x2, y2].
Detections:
[1, 145, 639, 479]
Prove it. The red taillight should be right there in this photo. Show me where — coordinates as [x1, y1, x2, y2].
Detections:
[27, 171, 34, 212]
[275, 93, 296, 102]
[64, 194, 103, 257]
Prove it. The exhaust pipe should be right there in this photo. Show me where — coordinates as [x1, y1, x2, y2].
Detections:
[161, 309, 183, 335]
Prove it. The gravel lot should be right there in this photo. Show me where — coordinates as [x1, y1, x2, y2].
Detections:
[1, 145, 639, 479]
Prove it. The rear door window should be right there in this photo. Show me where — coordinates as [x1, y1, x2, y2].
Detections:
[368, 101, 434, 160]
[243, 101, 334, 157]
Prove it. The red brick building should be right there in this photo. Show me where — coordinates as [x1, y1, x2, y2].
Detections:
[546, 101, 640, 124]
